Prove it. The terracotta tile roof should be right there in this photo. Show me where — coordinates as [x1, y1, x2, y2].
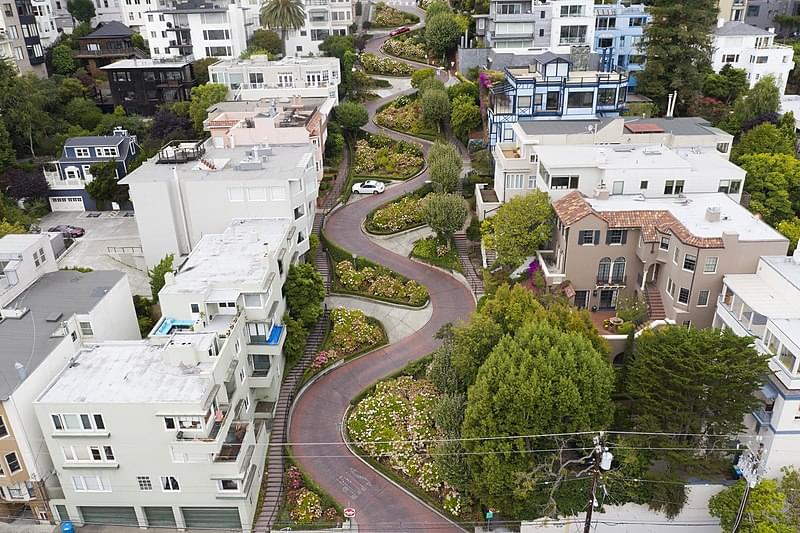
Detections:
[552, 191, 594, 225]
[555, 193, 726, 249]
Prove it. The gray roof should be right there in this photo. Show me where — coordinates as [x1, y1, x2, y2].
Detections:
[65, 136, 126, 147]
[517, 117, 616, 135]
[534, 51, 570, 64]
[623, 117, 720, 136]
[715, 21, 772, 37]
[84, 21, 133, 39]
[0, 270, 125, 399]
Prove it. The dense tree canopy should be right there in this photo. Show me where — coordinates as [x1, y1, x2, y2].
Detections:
[188, 83, 228, 130]
[481, 191, 554, 268]
[710, 477, 798, 533]
[424, 13, 462, 59]
[85, 161, 129, 208]
[420, 89, 450, 131]
[702, 65, 748, 104]
[284, 263, 325, 328]
[423, 192, 466, 243]
[731, 122, 796, 164]
[248, 29, 283, 56]
[427, 141, 462, 193]
[739, 153, 800, 226]
[67, 0, 95, 24]
[333, 101, 368, 140]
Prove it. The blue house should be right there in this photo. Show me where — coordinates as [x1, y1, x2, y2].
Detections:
[488, 51, 629, 146]
[45, 127, 140, 211]
[593, 3, 651, 88]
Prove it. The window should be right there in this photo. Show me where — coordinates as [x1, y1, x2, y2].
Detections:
[779, 344, 797, 373]
[611, 257, 626, 283]
[539, 28, 545, 37]
[227, 187, 245, 202]
[96, 147, 118, 158]
[205, 46, 232, 57]
[559, 25, 587, 45]
[93, 414, 105, 430]
[755, 56, 768, 64]
[546, 91, 560, 111]
[607, 229, 627, 245]
[697, 290, 710, 307]
[597, 88, 616, 106]
[629, 17, 645, 27]
[666, 277, 675, 299]
[517, 96, 531, 109]
[161, 476, 180, 491]
[78, 321, 93, 337]
[722, 54, 739, 64]
[597, 257, 611, 283]
[137, 476, 152, 491]
[5, 453, 20, 473]
[190, 303, 200, 313]
[747, 5, 760, 17]
[703, 256, 718, 273]
[72, 475, 111, 492]
[678, 288, 690, 305]
[664, 180, 685, 194]
[560, 4, 583, 17]
[550, 175, 579, 189]
[310, 29, 330, 41]
[682, 320, 692, 328]
[718, 179, 742, 194]
[505, 174, 524, 189]
[249, 72, 263, 85]
[203, 29, 230, 40]
[596, 17, 615, 30]
[659, 236, 670, 251]
[598, 37, 613, 48]
[218, 479, 240, 491]
[640, 180, 648, 190]
[239, 367, 245, 384]
[0, 416, 6, 439]
[51, 413, 104, 432]
[74, 147, 90, 158]
[278, 73, 293, 87]
[177, 416, 201, 430]
[244, 294, 262, 308]
[163, 417, 176, 430]
[578, 230, 597, 245]
[567, 91, 593, 109]
[683, 253, 697, 272]
[247, 187, 267, 201]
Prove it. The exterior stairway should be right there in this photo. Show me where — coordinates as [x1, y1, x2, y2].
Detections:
[453, 232, 484, 297]
[644, 282, 666, 321]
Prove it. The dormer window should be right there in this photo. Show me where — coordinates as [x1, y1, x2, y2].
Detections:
[74, 147, 90, 158]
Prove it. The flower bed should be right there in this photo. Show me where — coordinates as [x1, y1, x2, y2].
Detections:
[373, 2, 419, 27]
[376, 95, 439, 140]
[366, 195, 426, 234]
[281, 465, 341, 527]
[336, 260, 428, 306]
[353, 133, 424, 179]
[382, 34, 427, 62]
[360, 53, 415, 76]
[347, 376, 469, 516]
[411, 237, 463, 273]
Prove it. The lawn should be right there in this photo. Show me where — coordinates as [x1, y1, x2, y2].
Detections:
[410, 237, 463, 273]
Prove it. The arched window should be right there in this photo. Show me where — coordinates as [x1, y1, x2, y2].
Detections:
[612, 257, 626, 283]
[597, 257, 611, 282]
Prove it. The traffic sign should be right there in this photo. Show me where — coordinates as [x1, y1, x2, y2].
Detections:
[343, 508, 356, 519]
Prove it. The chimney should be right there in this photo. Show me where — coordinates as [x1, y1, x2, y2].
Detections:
[793, 240, 800, 265]
[705, 205, 721, 222]
[717, 18, 725, 29]
[594, 183, 609, 200]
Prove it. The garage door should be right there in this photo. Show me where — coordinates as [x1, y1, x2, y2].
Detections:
[144, 506, 177, 527]
[182, 507, 241, 530]
[79, 506, 138, 526]
[49, 196, 85, 212]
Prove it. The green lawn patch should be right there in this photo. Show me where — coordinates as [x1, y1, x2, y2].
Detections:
[410, 237, 463, 273]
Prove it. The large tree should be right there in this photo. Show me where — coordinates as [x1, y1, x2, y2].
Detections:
[637, 0, 717, 112]
[1, 168, 49, 200]
[188, 83, 228, 130]
[778, 217, 800, 253]
[248, 29, 283, 56]
[283, 263, 325, 328]
[709, 478, 797, 533]
[0, 122, 14, 174]
[333, 101, 368, 142]
[67, 0, 95, 24]
[425, 12, 462, 60]
[725, 75, 782, 135]
[624, 326, 768, 443]
[427, 141, 462, 193]
[51, 44, 77, 75]
[702, 65, 749, 104]
[450, 95, 481, 141]
[420, 88, 450, 132]
[739, 153, 800, 226]
[462, 321, 614, 516]
[85, 161, 129, 209]
[481, 190, 554, 268]
[731, 122, 796, 164]
[261, 0, 306, 48]
[424, 192, 466, 244]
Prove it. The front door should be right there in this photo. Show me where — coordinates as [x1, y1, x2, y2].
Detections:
[599, 289, 617, 310]
[574, 290, 589, 309]
[650, 263, 660, 283]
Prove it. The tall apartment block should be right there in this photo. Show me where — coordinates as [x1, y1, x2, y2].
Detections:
[283, 0, 353, 56]
[35, 217, 295, 530]
[0, 0, 45, 75]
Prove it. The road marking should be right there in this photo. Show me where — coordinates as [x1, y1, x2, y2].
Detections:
[336, 468, 372, 500]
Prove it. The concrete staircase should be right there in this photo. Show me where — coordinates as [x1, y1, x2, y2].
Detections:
[311, 214, 331, 292]
[453, 232, 484, 297]
[254, 309, 330, 532]
[644, 283, 666, 321]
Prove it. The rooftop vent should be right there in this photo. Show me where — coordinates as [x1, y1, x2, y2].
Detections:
[237, 156, 263, 171]
[45, 311, 63, 322]
[643, 147, 662, 155]
[1, 307, 29, 319]
[705, 205, 721, 222]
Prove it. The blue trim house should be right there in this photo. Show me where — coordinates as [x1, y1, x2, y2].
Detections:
[487, 52, 629, 146]
[593, 3, 651, 89]
[45, 127, 139, 211]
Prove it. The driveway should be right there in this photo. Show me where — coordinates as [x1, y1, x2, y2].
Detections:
[41, 211, 150, 297]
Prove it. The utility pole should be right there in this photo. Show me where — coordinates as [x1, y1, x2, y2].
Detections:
[583, 432, 613, 533]
[732, 438, 764, 533]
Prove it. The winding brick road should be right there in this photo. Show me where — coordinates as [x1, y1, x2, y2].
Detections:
[287, 9, 475, 532]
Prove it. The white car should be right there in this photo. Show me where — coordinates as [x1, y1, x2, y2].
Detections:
[351, 180, 386, 195]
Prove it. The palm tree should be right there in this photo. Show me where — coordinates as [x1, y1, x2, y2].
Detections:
[261, 0, 306, 52]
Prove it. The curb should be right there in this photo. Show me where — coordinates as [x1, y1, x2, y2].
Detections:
[407, 255, 478, 305]
[327, 290, 430, 311]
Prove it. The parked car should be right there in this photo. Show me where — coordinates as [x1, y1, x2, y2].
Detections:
[48, 224, 85, 238]
[389, 26, 411, 37]
[351, 180, 386, 195]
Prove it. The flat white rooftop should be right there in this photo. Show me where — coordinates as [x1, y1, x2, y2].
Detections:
[722, 274, 800, 318]
[210, 55, 339, 69]
[101, 58, 192, 70]
[586, 193, 786, 243]
[0, 234, 43, 254]
[162, 218, 291, 296]
[37, 339, 215, 404]
[762, 255, 800, 290]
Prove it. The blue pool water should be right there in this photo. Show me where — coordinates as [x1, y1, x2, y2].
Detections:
[156, 317, 196, 336]
[266, 325, 284, 345]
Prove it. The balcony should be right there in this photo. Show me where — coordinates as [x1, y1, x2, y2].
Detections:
[493, 143, 532, 171]
[752, 407, 773, 428]
[214, 422, 250, 463]
[716, 294, 767, 338]
[494, 11, 535, 22]
[157, 139, 206, 164]
[597, 275, 627, 286]
[46, 175, 87, 190]
[248, 324, 284, 346]
[536, 250, 566, 286]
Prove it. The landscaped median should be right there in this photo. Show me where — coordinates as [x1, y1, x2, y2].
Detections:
[410, 237, 463, 273]
[375, 95, 441, 141]
[353, 133, 424, 180]
[382, 31, 427, 63]
[372, 1, 419, 27]
[365, 184, 433, 234]
[274, 454, 343, 529]
[302, 307, 388, 383]
[360, 53, 415, 77]
[322, 232, 430, 307]
[345, 357, 471, 519]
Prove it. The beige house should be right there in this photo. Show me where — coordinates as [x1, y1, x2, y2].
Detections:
[539, 189, 788, 338]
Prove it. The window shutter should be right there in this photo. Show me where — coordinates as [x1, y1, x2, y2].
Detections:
[605, 230, 611, 245]
[594, 230, 600, 245]
[577, 231, 582, 245]
[621, 230, 627, 244]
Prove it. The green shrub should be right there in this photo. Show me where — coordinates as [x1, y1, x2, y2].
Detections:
[411, 237, 462, 272]
[373, 2, 419, 27]
[360, 53, 415, 76]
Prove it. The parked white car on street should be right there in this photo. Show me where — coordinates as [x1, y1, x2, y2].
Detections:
[351, 180, 386, 195]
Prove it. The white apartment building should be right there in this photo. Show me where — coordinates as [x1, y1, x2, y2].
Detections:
[35, 217, 293, 530]
[714, 250, 800, 477]
[712, 20, 795, 94]
[209, 55, 341, 104]
[120, 0, 163, 32]
[144, 0, 259, 60]
[91, 0, 124, 25]
[283, 0, 353, 56]
[205, 97, 332, 174]
[120, 139, 318, 268]
[30, 0, 57, 46]
[478, 116, 737, 219]
[0, 233, 139, 521]
[475, 0, 596, 53]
